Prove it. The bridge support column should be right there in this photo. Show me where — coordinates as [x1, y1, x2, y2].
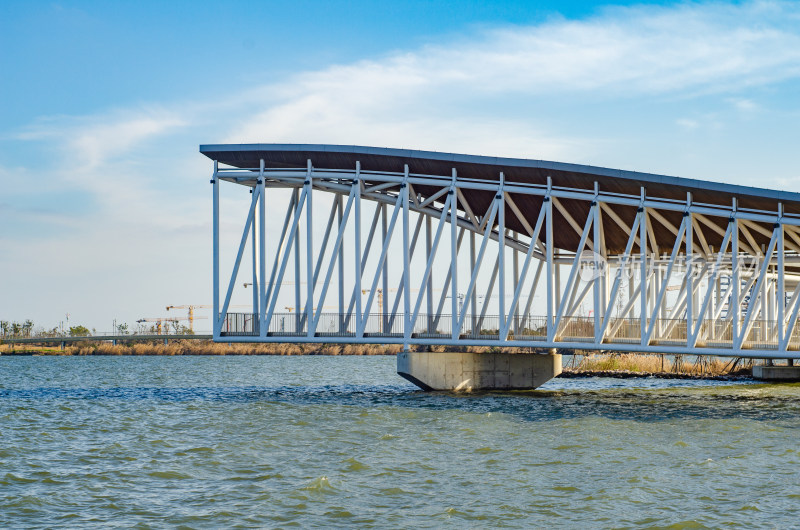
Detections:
[397, 351, 561, 391]
[753, 363, 800, 381]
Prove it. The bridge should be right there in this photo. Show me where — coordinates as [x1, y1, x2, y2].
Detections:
[201, 143, 800, 389]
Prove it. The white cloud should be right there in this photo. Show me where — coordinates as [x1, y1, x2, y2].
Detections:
[225, 1, 800, 159]
[16, 108, 185, 165]
[676, 118, 700, 130]
[69, 112, 186, 170]
[727, 97, 759, 112]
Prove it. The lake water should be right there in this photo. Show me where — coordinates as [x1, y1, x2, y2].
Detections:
[1, 355, 799, 528]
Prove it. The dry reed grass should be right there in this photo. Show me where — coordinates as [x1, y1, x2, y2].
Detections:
[0, 341, 546, 356]
[0, 341, 404, 356]
[574, 353, 749, 376]
[577, 353, 666, 372]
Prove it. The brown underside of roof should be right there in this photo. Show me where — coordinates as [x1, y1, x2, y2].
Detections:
[202, 147, 791, 256]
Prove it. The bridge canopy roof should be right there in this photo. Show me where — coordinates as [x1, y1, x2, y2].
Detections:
[200, 143, 799, 254]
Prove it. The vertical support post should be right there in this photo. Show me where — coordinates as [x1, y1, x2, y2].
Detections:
[731, 199, 739, 345]
[451, 168, 459, 340]
[252, 205, 258, 318]
[593, 182, 601, 342]
[648, 261, 655, 329]
[761, 245, 768, 332]
[305, 160, 314, 337]
[713, 272, 720, 340]
[354, 162, 362, 335]
[402, 165, 411, 341]
[258, 160, 267, 337]
[601, 208, 609, 320]
[498, 172, 506, 337]
[294, 188, 301, 332]
[338, 193, 345, 332]
[212, 160, 219, 337]
[659, 254, 667, 333]
[762, 244, 769, 350]
[546, 177, 554, 341]
[426, 213, 433, 332]
[778, 203, 785, 349]
[382, 202, 389, 332]
[685, 193, 693, 343]
[639, 189, 647, 344]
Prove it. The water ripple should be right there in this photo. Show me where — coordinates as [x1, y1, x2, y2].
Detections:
[1, 355, 799, 528]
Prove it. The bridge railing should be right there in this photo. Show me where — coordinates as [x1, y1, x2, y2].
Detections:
[220, 313, 259, 336]
[219, 311, 794, 351]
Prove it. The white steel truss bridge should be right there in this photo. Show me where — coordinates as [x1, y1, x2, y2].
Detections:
[203, 144, 800, 362]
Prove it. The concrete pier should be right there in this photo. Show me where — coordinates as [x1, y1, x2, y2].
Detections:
[753, 365, 800, 382]
[397, 351, 562, 391]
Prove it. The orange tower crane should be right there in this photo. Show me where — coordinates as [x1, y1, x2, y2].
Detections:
[165, 305, 210, 332]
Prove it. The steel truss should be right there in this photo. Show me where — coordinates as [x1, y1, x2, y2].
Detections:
[210, 158, 800, 359]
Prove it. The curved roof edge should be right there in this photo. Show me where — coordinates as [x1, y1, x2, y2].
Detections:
[199, 143, 800, 205]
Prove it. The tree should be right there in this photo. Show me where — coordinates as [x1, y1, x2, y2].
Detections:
[0, 321, 8, 338]
[69, 325, 91, 337]
[116, 323, 129, 335]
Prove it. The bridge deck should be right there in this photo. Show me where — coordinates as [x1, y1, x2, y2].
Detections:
[217, 312, 795, 356]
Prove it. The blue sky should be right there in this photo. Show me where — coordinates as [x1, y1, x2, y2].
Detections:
[1, 0, 672, 128]
[2, 0, 799, 331]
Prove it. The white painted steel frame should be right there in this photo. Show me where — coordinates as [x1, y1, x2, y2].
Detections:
[211, 159, 800, 359]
